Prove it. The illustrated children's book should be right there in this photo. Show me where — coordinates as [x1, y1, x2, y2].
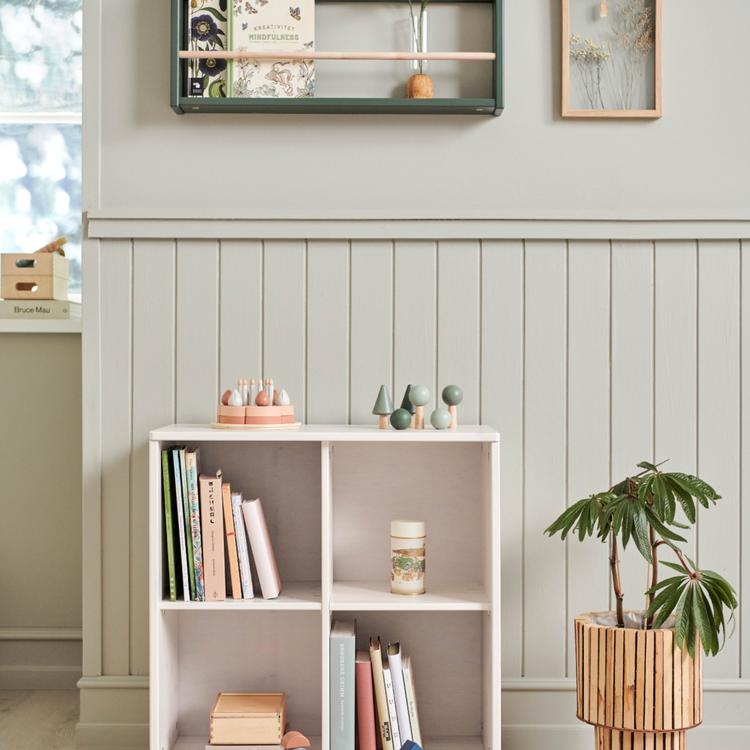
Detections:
[186, 0, 229, 97]
[229, 0, 314, 98]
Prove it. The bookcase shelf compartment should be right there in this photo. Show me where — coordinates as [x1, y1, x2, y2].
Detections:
[150, 426, 500, 750]
[170, 0, 504, 116]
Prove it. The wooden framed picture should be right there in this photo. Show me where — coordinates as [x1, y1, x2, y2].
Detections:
[562, 0, 662, 118]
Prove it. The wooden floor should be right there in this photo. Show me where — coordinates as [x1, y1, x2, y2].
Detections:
[0, 691, 79, 750]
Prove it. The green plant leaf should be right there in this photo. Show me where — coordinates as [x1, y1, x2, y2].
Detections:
[644, 506, 687, 544]
[632, 503, 653, 563]
[664, 476, 697, 523]
[637, 461, 658, 472]
[651, 582, 687, 629]
[674, 585, 693, 650]
[670, 520, 691, 530]
[661, 560, 689, 574]
[650, 475, 666, 518]
[692, 583, 713, 657]
[645, 578, 684, 618]
[668, 472, 721, 502]
[646, 575, 685, 596]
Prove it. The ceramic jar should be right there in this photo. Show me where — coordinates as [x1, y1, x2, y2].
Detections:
[390, 520, 426, 595]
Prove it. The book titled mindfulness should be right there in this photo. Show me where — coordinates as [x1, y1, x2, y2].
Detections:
[229, 0, 314, 98]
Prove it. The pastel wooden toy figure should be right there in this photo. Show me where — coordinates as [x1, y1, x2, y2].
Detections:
[408, 385, 430, 429]
[390, 408, 412, 430]
[372, 385, 394, 429]
[430, 407, 451, 430]
[441, 384, 463, 428]
[281, 731, 310, 749]
[400, 384, 416, 428]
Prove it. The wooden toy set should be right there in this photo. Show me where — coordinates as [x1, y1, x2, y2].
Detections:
[0, 236, 69, 301]
[373, 383, 464, 430]
[212, 377, 300, 430]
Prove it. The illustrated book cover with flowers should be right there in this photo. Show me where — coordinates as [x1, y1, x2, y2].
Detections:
[228, 0, 314, 98]
[186, 0, 229, 97]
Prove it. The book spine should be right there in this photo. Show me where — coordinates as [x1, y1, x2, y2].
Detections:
[172, 449, 191, 602]
[382, 665, 401, 750]
[387, 647, 412, 744]
[241, 498, 281, 599]
[221, 484, 242, 599]
[401, 661, 422, 747]
[161, 450, 177, 601]
[179, 449, 196, 600]
[232, 496, 254, 599]
[356, 656, 378, 750]
[369, 642, 394, 750]
[186, 451, 205, 601]
[330, 630, 356, 750]
[199, 475, 226, 601]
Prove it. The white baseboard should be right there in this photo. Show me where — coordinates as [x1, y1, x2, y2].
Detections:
[0, 664, 82, 690]
[0, 631, 83, 689]
[75, 722, 149, 750]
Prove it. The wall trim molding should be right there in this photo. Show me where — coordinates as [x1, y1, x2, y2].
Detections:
[503, 678, 750, 692]
[0, 627, 82, 641]
[77, 675, 150, 690]
[85, 215, 750, 242]
[0, 665, 82, 690]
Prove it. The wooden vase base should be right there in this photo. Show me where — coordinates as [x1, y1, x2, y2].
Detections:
[595, 727, 686, 750]
[407, 74, 434, 99]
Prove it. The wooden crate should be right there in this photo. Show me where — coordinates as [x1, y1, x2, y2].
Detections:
[1, 253, 69, 301]
[209, 693, 287, 745]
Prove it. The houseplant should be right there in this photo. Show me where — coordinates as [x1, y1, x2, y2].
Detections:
[545, 461, 737, 750]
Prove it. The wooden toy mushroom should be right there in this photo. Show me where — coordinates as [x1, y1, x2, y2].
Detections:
[408, 385, 430, 429]
[400, 384, 417, 428]
[430, 407, 452, 430]
[373, 385, 394, 429]
[441, 384, 464, 429]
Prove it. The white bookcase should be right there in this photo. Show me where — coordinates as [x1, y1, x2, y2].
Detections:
[149, 425, 500, 750]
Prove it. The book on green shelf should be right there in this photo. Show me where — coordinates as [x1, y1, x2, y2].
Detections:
[186, 448, 205, 601]
[161, 449, 180, 602]
[178, 447, 197, 600]
[171, 446, 191, 602]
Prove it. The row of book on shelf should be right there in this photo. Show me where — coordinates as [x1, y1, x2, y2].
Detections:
[161, 447, 281, 601]
[331, 621, 422, 750]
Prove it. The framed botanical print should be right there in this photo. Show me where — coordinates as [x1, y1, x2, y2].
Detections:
[562, 0, 662, 118]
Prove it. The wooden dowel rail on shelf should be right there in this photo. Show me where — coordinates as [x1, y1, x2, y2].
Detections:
[178, 50, 496, 61]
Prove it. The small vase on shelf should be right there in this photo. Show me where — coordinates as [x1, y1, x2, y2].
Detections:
[408, 2, 433, 99]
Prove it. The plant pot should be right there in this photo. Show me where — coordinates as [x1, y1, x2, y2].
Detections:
[407, 74, 433, 99]
[575, 612, 702, 750]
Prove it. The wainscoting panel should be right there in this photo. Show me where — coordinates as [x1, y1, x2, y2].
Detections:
[86, 236, 750, 747]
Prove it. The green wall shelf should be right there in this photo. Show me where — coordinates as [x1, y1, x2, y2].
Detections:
[171, 0, 504, 116]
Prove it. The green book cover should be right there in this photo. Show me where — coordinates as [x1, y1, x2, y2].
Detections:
[178, 447, 197, 600]
[330, 620, 356, 750]
[161, 449, 179, 601]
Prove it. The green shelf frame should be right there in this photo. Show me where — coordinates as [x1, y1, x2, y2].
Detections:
[171, 0, 503, 116]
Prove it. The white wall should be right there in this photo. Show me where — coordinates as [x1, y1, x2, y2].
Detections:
[81, 0, 750, 747]
[0, 333, 82, 689]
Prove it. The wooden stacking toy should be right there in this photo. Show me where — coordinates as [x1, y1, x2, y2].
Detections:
[212, 376, 299, 430]
[408, 385, 430, 429]
[442, 384, 464, 428]
[400, 384, 416, 428]
[372, 385, 394, 429]
[1, 236, 69, 301]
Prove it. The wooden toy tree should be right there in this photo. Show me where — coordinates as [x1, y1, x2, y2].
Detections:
[408, 385, 430, 429]
[372, 385, 394, 429]
[442, 385, 463, 428]
[400, 384, 417, 428]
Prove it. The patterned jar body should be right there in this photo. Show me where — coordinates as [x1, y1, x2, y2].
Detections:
[390, 520, 426, 595]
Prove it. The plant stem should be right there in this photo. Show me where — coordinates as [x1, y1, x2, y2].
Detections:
[648, 525, 657, 628]
[610, 530, 625, 627]
[653, 540, 696, 576]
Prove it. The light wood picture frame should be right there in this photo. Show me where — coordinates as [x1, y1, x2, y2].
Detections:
[562, 0, 662, 119]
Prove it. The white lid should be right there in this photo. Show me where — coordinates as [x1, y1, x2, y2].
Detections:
[391, 519, 426, 538]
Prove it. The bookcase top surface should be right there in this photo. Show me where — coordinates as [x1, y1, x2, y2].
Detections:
[150, 423, 499, 442]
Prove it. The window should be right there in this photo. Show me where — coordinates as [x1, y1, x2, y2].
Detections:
[0, 0, 83, 297]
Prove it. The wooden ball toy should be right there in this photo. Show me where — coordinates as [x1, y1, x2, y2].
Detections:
[372, 385, 394, 429]
[390, 408, 412, 430]
[442, 384, 463, 428]
[255, 390, 270, 406]
[430, 408, 452, 430]
[408, 384, 430, 429]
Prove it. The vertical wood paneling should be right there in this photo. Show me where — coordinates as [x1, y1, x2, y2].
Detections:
[176, 240, 219, 422]
[742, 239, 750, 680]
[698, 240, 741, 678]
[437, 241, 480, 423]
[307, 241, 349, 423]
[264, 241, 307, 419]
[131, 240, 176, 675]
[81, 239, 102, 676]
[350, 241, 393, 424]
[654, 241, 698, 559]
[481, 240, 524, 678]
[567, 241, 610, 677]
[611, 242, 654, 616]
[100, 240, 132, 676]
[524, 240, 567, 678]
[219, 240, 263, 391]
[394, 241, 437, 414]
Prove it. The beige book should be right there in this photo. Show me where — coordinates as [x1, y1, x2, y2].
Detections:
[369, 637, 394, 750]
[199, 473, 226, 601]
[221, 483, 242, 600]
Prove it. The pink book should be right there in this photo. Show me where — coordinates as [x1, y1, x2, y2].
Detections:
[241, 497, 281, 599]
[356, 651, 377, 750]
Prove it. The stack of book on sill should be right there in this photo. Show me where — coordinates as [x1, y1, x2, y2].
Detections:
[331, 621, 423, 750]
[161, 447, 281, 601]
[0, 299, 81, 320]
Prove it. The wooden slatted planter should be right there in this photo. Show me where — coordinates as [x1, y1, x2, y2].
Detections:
[575, 612, 702, 750]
